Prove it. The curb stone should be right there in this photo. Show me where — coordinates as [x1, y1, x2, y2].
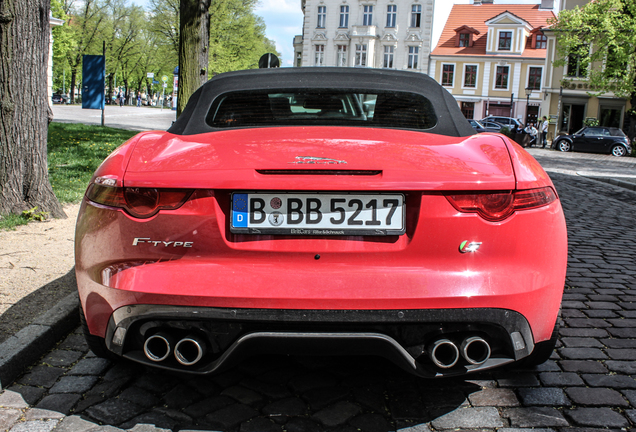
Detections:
[0, 292, 79, 389]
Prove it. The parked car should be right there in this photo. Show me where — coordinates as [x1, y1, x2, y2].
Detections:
[469, 120, 506, 134]
[468, 119, 485, 132]
[482, 120, 506, 133]
[51, 93, 68, 104]
[553, 126, 632, 157]
[75, 67, 567, 378]
[481, 116, 523, 129]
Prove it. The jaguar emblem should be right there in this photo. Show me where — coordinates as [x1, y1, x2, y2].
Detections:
[289, 156, 347, 164]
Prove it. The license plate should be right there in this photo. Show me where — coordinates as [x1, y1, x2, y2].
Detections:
[231, 193, 405, 236]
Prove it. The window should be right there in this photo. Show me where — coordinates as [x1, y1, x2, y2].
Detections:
[314, 45, 324, 66]
[383, 46, 394, 68]
[535, 34, 547, 49]
[207, 89, 438, 130]
[410, 4, 421, 28]
[495, 66, 509, 89]
[355, 44, 367, 66]
[498, 31, 512, 50]
[461, 102, 474, 119]
[408, 46, 419, 69]
[339, 5, 349, 28]
[386, 5, 396, 27]
[317, 6, 326, 28]
[528, 67, 542, 90]
[296, 52, 302, 67]
[363, 5, 373, 26]
[442, 64, 454, 86]
[464, 65, 477, 87]
[459, 33, 470, 47]
[567, 47, 588, 78]
[337, 45, 347, 67]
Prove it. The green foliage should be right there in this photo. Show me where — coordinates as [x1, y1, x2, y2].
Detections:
[549, 0, 636, 99]
[208, 0, 280, 74]
[499, 126, 513, 137]
[21, 207, 49, 222]
[51, 0, 278, 102]
[583, 117, 600, 127]
[47, 123, 137, 203]
[0, 214, 29, 231]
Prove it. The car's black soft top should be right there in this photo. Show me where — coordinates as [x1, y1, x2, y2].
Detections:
[168, 67, 475, 138]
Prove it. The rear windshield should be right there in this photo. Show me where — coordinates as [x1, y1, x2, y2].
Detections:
[205, 89, 437, 130]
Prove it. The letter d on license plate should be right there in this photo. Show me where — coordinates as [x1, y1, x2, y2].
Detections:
[231, 192, 405, 236]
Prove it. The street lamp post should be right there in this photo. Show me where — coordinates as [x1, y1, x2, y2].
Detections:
[525, 87, 532, 125]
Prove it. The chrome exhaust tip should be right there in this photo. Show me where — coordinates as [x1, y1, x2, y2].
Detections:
[143, 332, 173, 362]
[174, 336, 205, 366]
[428, 339, 460, 369]
[461, 336, 491, 365]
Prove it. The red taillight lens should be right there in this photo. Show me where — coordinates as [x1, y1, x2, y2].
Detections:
[86, 184, 193, 218]
[446, 187, 557, 221]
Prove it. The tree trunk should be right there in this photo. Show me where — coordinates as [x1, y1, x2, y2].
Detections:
[107, 74, 114, 104]
[629, 90, 636, 144]
[70, 67, 77, 104]
[177, 0, 210, 117]
[0, 0, 65, 218]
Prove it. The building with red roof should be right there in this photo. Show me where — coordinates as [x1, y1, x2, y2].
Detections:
[431, 3, 555, 123]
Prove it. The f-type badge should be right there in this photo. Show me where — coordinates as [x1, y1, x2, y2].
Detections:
[289, 156, 347, 164]
[459, 241, 482, 253]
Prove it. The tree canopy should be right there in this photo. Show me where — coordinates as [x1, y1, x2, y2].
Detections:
[549, 0, 636, 135]
[51, 0, 279, 107]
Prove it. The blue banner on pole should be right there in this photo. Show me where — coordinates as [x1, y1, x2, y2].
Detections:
[82, 55, 105, 110]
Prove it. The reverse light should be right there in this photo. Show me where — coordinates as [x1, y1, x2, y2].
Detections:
[446, 187, 557, 222]
[86, 183, 193, 218]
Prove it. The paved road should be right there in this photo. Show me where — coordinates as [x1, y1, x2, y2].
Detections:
[51, 105, 176, 132]
[1, 150, 635, 431]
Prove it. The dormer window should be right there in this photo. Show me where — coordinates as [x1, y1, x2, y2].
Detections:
[454, 26, 479, 48]
[459, 33, 470, 47]
[498, 31, 512, 50]
[536, 33, 547, 49]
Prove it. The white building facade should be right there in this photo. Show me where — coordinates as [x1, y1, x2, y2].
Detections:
[295, 0, 434, 74]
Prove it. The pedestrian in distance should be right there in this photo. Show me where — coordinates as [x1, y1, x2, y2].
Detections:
[119, 90, 124, 107]
[137, 92, 141, 107]
[525, 122, 538, 147]
[541, 116, 549, 148]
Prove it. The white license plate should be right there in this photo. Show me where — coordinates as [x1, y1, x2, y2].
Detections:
[231, 193, 405, 235]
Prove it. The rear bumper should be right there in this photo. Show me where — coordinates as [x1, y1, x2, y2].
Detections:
[103, 304, 535, 378]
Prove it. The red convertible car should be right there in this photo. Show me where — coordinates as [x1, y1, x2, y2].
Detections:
[75, 68, 567, 377]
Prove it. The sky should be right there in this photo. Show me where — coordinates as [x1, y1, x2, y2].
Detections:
[254, 0, 304, 67]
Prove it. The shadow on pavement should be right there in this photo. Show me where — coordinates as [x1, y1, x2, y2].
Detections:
[0, 269, 77, 345]
[10, 350, 483, 431]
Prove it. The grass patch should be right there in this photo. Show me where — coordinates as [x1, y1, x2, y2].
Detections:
[1, 123, 137, 231]
[0, 213, 29, 231]
[48, 122, 137, 203]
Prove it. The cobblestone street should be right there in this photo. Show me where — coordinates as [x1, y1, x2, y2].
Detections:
[1, 155, 635, 431]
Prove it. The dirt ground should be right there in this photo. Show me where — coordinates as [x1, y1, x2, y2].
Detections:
[0, 204, 80, 343]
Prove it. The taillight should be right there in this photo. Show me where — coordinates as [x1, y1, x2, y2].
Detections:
[86, 183, 193, 218]
[446, 187, 557, 222]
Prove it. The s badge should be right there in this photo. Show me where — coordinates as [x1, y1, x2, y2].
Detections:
[459, 241, 482, 253]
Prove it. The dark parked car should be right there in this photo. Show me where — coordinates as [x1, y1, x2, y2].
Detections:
[469, 119, 504, 133]
[52, 93, 69, 104]
[480, 116, 522, 129]
[553, 126, 631, 157]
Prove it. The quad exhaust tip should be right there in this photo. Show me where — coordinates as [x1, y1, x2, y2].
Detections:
[428, 339, 460, 369]
[426, 336, 491, 369]
[143, 332, 173, 362]
[461, 336, 491, 365]
[174, 336, 205, 366]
